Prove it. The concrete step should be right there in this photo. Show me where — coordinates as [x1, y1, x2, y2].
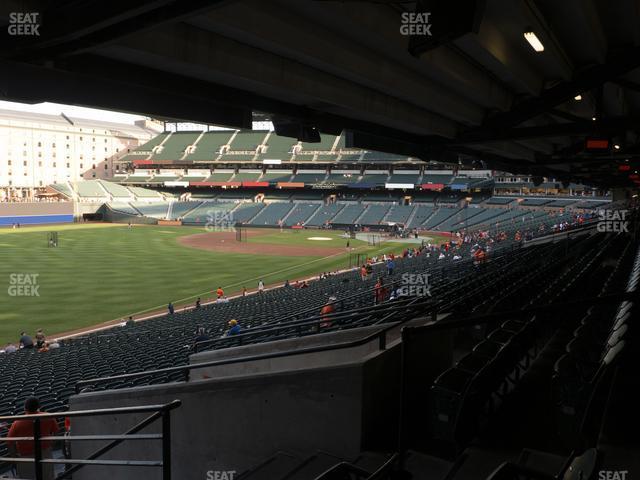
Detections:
[516, 448, 567, 476]
[400, 450, 454, 479]
[237, 451, 302, 480]
[281, 451, 343, 480]
[352, 451, 391, 473]
[446, 447, 519, 480]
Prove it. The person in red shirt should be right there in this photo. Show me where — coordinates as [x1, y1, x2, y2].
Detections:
[7, 397, 59, 480]
[320, 296, 336, 328]
[360, 265, 368, 281]
[374, 278, 387, 304]
[473, 248, 487, 264]
[215, 287, 224, 299]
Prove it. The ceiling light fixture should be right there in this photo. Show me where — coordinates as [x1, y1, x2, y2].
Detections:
[524, 31, 544, 52]
[574, 94, 582, 101]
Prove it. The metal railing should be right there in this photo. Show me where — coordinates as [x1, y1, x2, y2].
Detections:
[0, 400, 180, 480]
[75, 295, 433, 394]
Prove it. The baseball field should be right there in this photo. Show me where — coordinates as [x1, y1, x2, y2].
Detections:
[0, 223, 449, 345]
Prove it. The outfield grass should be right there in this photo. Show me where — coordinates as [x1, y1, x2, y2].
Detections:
[0, 224, 433, 345]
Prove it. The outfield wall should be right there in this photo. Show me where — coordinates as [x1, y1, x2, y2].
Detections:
[0, 202, 74, 226]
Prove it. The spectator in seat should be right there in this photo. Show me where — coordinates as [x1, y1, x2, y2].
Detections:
[386, 258, 395, 276]
[4, 343, 17, 353]
[19, 332, 33, 349]
[258, 280, 265, 294]
[226, 319, 241, 336]
[195, 298, 201, 309]
[35, 329, 46, 349]
[125, 316, 135, 327]
[374, 278, 387, 305]
[320, 297, 336, 328]
[6, 397, 59, 480]
[194, 327, 209, 344]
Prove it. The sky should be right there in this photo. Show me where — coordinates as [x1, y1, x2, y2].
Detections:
[0, 100, 273, 130]
[0, 100, 147, 124]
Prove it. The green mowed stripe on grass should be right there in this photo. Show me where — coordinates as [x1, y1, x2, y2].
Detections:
[0, 225, 420, 344]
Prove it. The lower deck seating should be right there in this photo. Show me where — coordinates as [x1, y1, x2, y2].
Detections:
[385, 205, 415, 224]
[357, 204, 391, 225]
[132, 202, 169, 219]
[249, 203, 295, 226]
[108, 202, 139, 216]
[407, 206, 434, 228]
[305, 203, 344, 226]
[232, 203, 266, 223]
[168, 201, 203, 220]
[285, 204, 321, 226]
[331, 204, 366, 224]
[423, 208, 461, 230]
[182, 202, 235, 224]
[427, 232, 633, 455]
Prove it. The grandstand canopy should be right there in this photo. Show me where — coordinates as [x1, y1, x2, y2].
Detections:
[2, 0, 640, 187]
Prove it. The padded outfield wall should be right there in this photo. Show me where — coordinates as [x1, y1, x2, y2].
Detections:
[0, 202, 74, 226]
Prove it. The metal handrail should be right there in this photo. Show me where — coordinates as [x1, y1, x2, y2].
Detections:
[0, 400, 180, 421]
[193, 295, 432, 352]
[0, 399, 181, 480]
[75, 296, 431, 393]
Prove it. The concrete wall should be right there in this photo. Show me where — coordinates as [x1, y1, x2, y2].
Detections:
[68, 347, 400, 480]
[66, 318, 441, 479]
[189, 323, 393, 379]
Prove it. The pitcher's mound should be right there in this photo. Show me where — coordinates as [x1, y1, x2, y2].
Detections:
[179, 231, 344, 257]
